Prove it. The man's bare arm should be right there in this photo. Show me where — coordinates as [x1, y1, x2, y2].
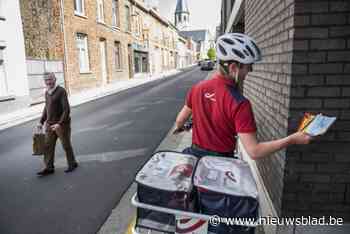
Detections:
[174, 105, 192, 133]
[238, 131, 312, 160]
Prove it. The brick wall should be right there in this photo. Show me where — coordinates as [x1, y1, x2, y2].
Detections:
[244, 0, 294, 216]
[63, 0, 133, 94]
[244, 0, 350, 223]
[20, 0, 65, 102]
[20, 0, 64, 60]
[283, 0, 350, 220]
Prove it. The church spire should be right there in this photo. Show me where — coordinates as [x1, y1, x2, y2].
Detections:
[175, 0, 190, 31]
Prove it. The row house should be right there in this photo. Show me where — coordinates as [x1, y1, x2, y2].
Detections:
[20, 0, 191, 101]
[176, 35, 188, 69]
[131, 0, 149, 76]
[147, 8, 177, 75]
[0, 0, 29, 113]
[21, 0, 135, 96]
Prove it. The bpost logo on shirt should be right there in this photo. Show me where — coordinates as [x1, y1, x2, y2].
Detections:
[204, 92, 216, 102]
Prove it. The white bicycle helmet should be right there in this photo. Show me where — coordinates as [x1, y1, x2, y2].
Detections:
[216, 33, 262, 64]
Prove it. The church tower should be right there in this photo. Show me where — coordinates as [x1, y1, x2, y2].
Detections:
[175, 0, 190, 31]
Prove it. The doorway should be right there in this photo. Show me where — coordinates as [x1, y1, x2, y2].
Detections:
[99, 39, 108, 86]
[128, 44, 134, 79]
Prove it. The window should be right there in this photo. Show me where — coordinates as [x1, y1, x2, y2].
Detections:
[97, 0, 105, 23]
[74, 0, 85, 16]
[76, 33, 90, 73]
[135, 13, 140, 36]
[112, 0, 119, 27]
[139, 17, 143, 37]
[125, 5, 131, 32]
[114, 41, 122, 70]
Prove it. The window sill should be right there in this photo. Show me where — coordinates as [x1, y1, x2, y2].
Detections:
[74, 12, 87, 19]
[0, 95, 15, 102]
[80, 71, 93, 74]
[0, 16, 5, 21]
[97, 20, 106, 26]
[112, 26, 121, 31]
[115, 69, 123, 72]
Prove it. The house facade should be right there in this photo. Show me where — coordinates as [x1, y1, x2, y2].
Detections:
[0, 0, 29, 113]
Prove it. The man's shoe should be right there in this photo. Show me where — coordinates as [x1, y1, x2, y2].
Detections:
[37, 168, 55, 176]
[64, 163, 78, 173]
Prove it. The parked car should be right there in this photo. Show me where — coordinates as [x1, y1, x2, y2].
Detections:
[200, 59, 215, 70]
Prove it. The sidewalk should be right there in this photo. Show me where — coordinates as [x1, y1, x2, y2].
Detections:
[0, 68, 188, 132]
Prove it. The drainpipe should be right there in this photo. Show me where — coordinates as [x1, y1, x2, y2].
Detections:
[59, 0, 70, 95]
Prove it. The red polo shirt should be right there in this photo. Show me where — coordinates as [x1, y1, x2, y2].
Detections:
[186, 72, 257, 153]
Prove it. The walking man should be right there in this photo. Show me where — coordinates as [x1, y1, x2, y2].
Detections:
[37, 72, 78, 176]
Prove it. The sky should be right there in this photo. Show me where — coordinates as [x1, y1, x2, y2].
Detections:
[155, 0, 222, 36]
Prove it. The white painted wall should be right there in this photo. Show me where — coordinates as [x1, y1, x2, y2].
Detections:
[176, 39, 187, 68]
[0, 0, 28, 97]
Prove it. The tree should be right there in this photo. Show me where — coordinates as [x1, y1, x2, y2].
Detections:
[207, 47, 216, 61]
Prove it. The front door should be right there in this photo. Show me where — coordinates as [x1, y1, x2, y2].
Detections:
[99, 40, 108, 86]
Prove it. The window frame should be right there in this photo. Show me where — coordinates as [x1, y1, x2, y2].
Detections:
[76, 33, 91, 74]
[112, 0, 119, 28]
[74, 0, 86, 17]
[125, 5, 131, 32]
[96, 0, 105, 23]
[114, 41, 122, 70]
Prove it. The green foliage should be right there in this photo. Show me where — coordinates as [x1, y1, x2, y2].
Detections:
[207, 47, 216, 61]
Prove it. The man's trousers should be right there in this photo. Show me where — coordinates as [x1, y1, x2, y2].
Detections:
[44, 124, 77, 169]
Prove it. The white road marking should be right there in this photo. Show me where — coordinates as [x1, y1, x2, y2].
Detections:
[54, 148, 149, 168]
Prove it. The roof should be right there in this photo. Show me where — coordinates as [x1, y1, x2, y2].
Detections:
[175, 0, 189, 14]
[179, 30, 209, 42]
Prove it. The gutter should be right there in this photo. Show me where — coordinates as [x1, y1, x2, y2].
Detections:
[59, 0, 70, 95]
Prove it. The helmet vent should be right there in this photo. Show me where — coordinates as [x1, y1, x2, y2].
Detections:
[232, 49, 245, 59]
[250, 40, 261, 57]
[236, 38, 244, 44]
[245, 45, 255, 58]
[222, 38, 235, 45]
[219, 44, 228, 56]
[243, 49, 249, 56]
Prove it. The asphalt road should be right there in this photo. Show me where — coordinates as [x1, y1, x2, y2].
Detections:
[0, 67, 209, 234]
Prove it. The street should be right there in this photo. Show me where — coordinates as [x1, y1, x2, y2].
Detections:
[0, 67, 208, 234]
